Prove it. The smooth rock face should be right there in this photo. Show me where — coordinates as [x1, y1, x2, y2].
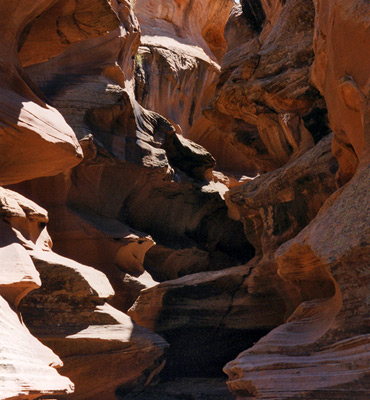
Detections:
[19, 249, 168, 400]
[311, 0, 370, 184]
[0, 188, 74, 399]
[0, 0, 83, 185]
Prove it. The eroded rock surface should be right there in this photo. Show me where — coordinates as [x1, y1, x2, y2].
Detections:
[311, 0, 370, 184]
[134, 0, 255, 174]
[19, 249, 168, 400]
[225, 162, 370, 400]
[221, 1, 370, 399]
[0, 0, 84, 185]
[208, 0, 330, 173]
[129, 265, 281, 377]
[1, 0, 370, 399]
[0, 188, 74, 399]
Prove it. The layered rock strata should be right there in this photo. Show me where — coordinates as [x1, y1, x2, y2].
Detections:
[225, 160, 370, 400]
[13, 6, 254, 311]
[209, 0, 330, 173]
[0, 0, 170, 398]
[1, 0, 370, 399]
[220, 1, 370, 398]
[0, 188, 74, 399]
[8, 0, 255, 393]
[19, 246, 168, 400]
[133, 0, 255, 173]
[0, 0, 84, 185]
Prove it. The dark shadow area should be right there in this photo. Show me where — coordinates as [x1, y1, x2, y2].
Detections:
[241, 0, 266, 32]
[159, 327, 271, 379]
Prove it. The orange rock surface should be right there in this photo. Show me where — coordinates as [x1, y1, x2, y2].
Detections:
[134, 0, 256, 174]
[1, 0, 370, 399]
[0, 188, 74, 399]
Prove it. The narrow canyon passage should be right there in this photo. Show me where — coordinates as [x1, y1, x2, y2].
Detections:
[0, 1, 369, 400]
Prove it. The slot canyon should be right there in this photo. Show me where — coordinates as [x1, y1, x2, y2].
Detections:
[0, 0, 369, 399]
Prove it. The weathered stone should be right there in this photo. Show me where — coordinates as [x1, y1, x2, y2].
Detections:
[0, 187, 74, 399]
[226, 135, 337, 256]
[20, 248, 168, 400]
[129, 265, 283, 377]
[0, 295, 74, 399]
[311, 0, 370, 184]
[224, 162, 370, 400]
[134, 0, 254, 174]
[210, 0, 330, 173]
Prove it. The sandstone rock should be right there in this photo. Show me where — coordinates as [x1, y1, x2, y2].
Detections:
[0, 295, 74, 399]
[3, 184, 168, 399]
[10, 0, 253, 291]
[311, 0, 370, 184]
[0, 1, 84, 185]
[209, 0, 330, 173]
[19, 248, 168, 400]
[226, 134, 338, 256]
[224, 159, 370, 399]
[3, 2, 369, 400]
[1, 170, 167, 400]
[134, 0, 232, 63]
[143, 245, 211, 281]
[0, 187, 74, 399]
[129, 265, 283, 377]
[133, 0, 255, 174]
[163, 130, 216, 181]
[120, 270, 159, 311]
[19, 0, 119, 67]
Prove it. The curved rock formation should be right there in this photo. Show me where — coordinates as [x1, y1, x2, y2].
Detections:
[133, 0, 255, 174]
[1, 1, 169, 398]
[0, 0, 83, 186]
[311, 0, 370, 184]
[221, 1, 370, 398]
[0, 188, 74, 399]
[209, 0, 329, 173]
[1, 0, 370, 399]
[19, 248, 168, 400]
[224, 162, 370, 400]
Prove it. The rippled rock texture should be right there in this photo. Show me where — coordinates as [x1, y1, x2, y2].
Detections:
[1, 0, 370, 399]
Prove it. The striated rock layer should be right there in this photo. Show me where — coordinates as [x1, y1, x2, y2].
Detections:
[1, 0, 169, 398]
[208, 0, 330, 173]
[134, 0, 256, 174]
[1, 0, 370, 399]
[222, 1, 370, 399]
[0, 188, 74, 399]
[19, 248, 168, 400]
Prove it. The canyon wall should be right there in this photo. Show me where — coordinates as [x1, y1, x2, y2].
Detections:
[0, 0, 369, 399]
